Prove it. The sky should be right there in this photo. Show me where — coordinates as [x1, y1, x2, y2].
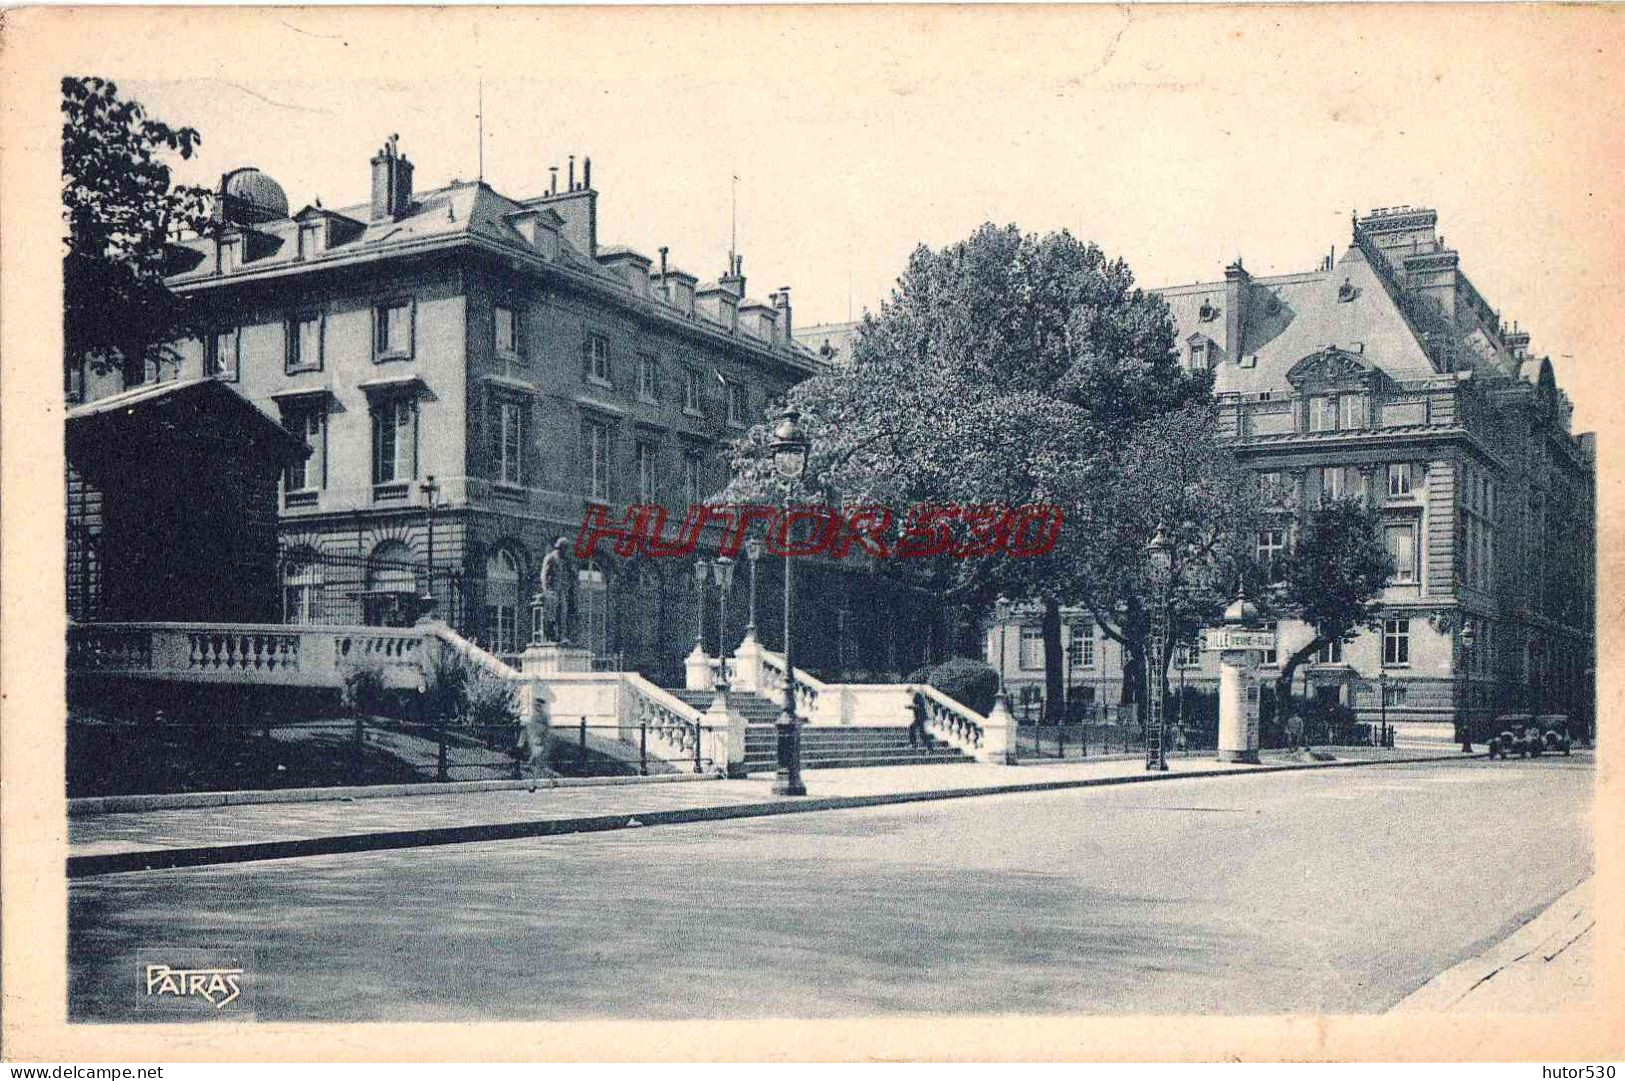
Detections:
[114, 4, 1625, 434]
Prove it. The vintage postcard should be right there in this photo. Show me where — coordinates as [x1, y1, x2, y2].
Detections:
[2, 2, 1621, 1064]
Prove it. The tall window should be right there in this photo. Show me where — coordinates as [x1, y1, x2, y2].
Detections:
[636, 441, 658, 502]
[372, 398, 417, 485]
[284, 408, 326, 493]
[1258, 527, 1287, 580]
[1309, 395, 1338, 432]
[683, 367, 703, 415]
[637, 354, 659, 402]
[1188, 340, 1207, 371]
[283, 558, 324, 625]
[1316, 630, 1344, 664]
[585, 420, 610, 502]
[584, 333, 612, 385]
[1070, 623, 1096, 668]
[1019, 625, 1044, 669]
[1338, 394, 1364, 430]
[374, 300, 413, 360]
[208, 327, 239, 381]
[485, 549, 522, 656]
[1387, 462, 1413, 499]
[681, 451, 702, 505]
[1386, 523, 1417, 583]
[494, 305, 519, 362]
[1383, 618, 1411, 666]
[727, 381, 749, 427]
[286, 313, 323, 373]
[577, 561, 609, 656]
[496, 401, 523, 485]
[1257, 471, 1283, 500]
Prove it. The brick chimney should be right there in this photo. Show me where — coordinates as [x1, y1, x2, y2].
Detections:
[1223, 259, 1250, 362]
[528, 153, 597, 257]
[720, 254, 746, 300]
[370, 135, 414, 221]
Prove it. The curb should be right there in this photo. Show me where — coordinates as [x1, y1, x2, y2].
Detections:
[67, 750, 1483, 878]
[68, 769, 721, 817]
[1389, 876, 1595, 1013]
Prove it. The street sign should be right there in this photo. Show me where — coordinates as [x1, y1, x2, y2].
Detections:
[1203, 629, 1275, 652]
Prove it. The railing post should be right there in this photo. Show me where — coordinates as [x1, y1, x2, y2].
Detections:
[579, 716, 588, 766]
[640, 720, 648, 776]
[436, 717, 449, 783]
[694, 722, 703, 774]
[351, 714, 364, 783]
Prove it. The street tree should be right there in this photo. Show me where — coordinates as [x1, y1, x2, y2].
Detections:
[722, 223, 1227, 711]
[62, 76, 213, 389]
[1267, 496, 1395, 720]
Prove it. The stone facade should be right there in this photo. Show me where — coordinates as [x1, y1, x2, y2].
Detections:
[69, 141, 939, 686]
[990, 207, 1596, 738]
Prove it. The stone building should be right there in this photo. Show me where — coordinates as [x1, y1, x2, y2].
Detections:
[68, 139, 924, 683]
[989, 207, 1596, 742]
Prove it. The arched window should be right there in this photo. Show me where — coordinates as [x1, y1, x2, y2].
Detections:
[485, 547, 523, 655]
[578, 560, 609, 657]
[364, 540, 417, 626]
[283, 551, 325, 625]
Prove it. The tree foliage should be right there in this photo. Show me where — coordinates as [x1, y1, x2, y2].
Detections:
[723, 223, 1253, 709]
[62, 76, 213, 387]
[1268, 497, 1394, 712]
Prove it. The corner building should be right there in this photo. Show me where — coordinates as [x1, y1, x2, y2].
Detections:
[83, 139, 902, 683]
[990, 207, 1595, 743]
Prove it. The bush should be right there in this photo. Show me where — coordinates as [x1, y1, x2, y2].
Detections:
[914, 656, 1000, 715]
[340, 664, 388, 716]
[464, 667, 519, 729]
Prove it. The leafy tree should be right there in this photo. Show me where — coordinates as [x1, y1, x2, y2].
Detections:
[62, 76, 212, 389]
[1267, 496, 1394, 719]
[722, 224, 1230, 712]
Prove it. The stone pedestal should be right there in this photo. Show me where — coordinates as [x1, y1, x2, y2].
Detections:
[1217, 649, 1261, 763]
[703, 689, 749, 777]
[731, 633, 764, 694]
[518, 642, 593, 677]
[980, 693, 1020, 765]
[685, 644, 714, 692]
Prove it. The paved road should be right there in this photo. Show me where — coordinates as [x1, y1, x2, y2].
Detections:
[69, 755, 1592, 1021]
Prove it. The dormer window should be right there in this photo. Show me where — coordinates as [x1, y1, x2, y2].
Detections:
[1188, 339, 1208, 371]
[297, 223, 324, 260]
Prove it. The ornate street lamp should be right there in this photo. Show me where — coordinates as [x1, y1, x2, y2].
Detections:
[769, 406, 811, 797]
[744, 537, 764, 640]
[714, 556, 734, 686]
[693, 559, 711, 651]
[994, 594, 1013, 711]
[1145, 523, 1173, 772]
[1458, 619, 1478, 752]
[420, 474, 440, 617]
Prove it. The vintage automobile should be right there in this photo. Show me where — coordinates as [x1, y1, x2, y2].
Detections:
[1486, 714, 1572, 759]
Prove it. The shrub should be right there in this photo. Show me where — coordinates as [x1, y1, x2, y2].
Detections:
[916, 656, 1000, 715]
[420, 647, 473, 723]
[340, 664, 388, 716]
[464, 667, 519, 729]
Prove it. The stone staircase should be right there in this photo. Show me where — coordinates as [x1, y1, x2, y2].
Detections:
[667, 688, 974, 773]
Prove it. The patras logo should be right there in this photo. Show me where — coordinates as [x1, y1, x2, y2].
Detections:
[144, 963, 244, 1008]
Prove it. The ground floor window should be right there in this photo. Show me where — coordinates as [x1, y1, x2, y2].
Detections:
[1019, 625, 1044, 669]
[484, 548, 522, 655]
[578, 561, 609, 656]
[1383, 618, 1411, 666]
[284, 559, 324, 624]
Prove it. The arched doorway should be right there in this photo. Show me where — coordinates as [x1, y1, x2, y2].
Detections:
[484, 546, 524, 657]
[577, 559, 609, 658]
[363, 539, 418, 627]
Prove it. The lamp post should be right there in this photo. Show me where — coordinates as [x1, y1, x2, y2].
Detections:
[1145, 523, 1172, 772]
[714, 556, 734, 687]
[994, 595, 1013, 712]
[1377, 669, 1389, 749]
[769, 406, 810, 797]
[693, 559, 710, 652]
[745, 537, 763, 640]
[420, 474, 440, 619]
[1458, 619, 1478, 752]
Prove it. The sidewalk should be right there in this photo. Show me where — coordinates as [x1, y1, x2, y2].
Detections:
[1391, 877, 1594, 1013]
[68, 746, 1473, 877]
